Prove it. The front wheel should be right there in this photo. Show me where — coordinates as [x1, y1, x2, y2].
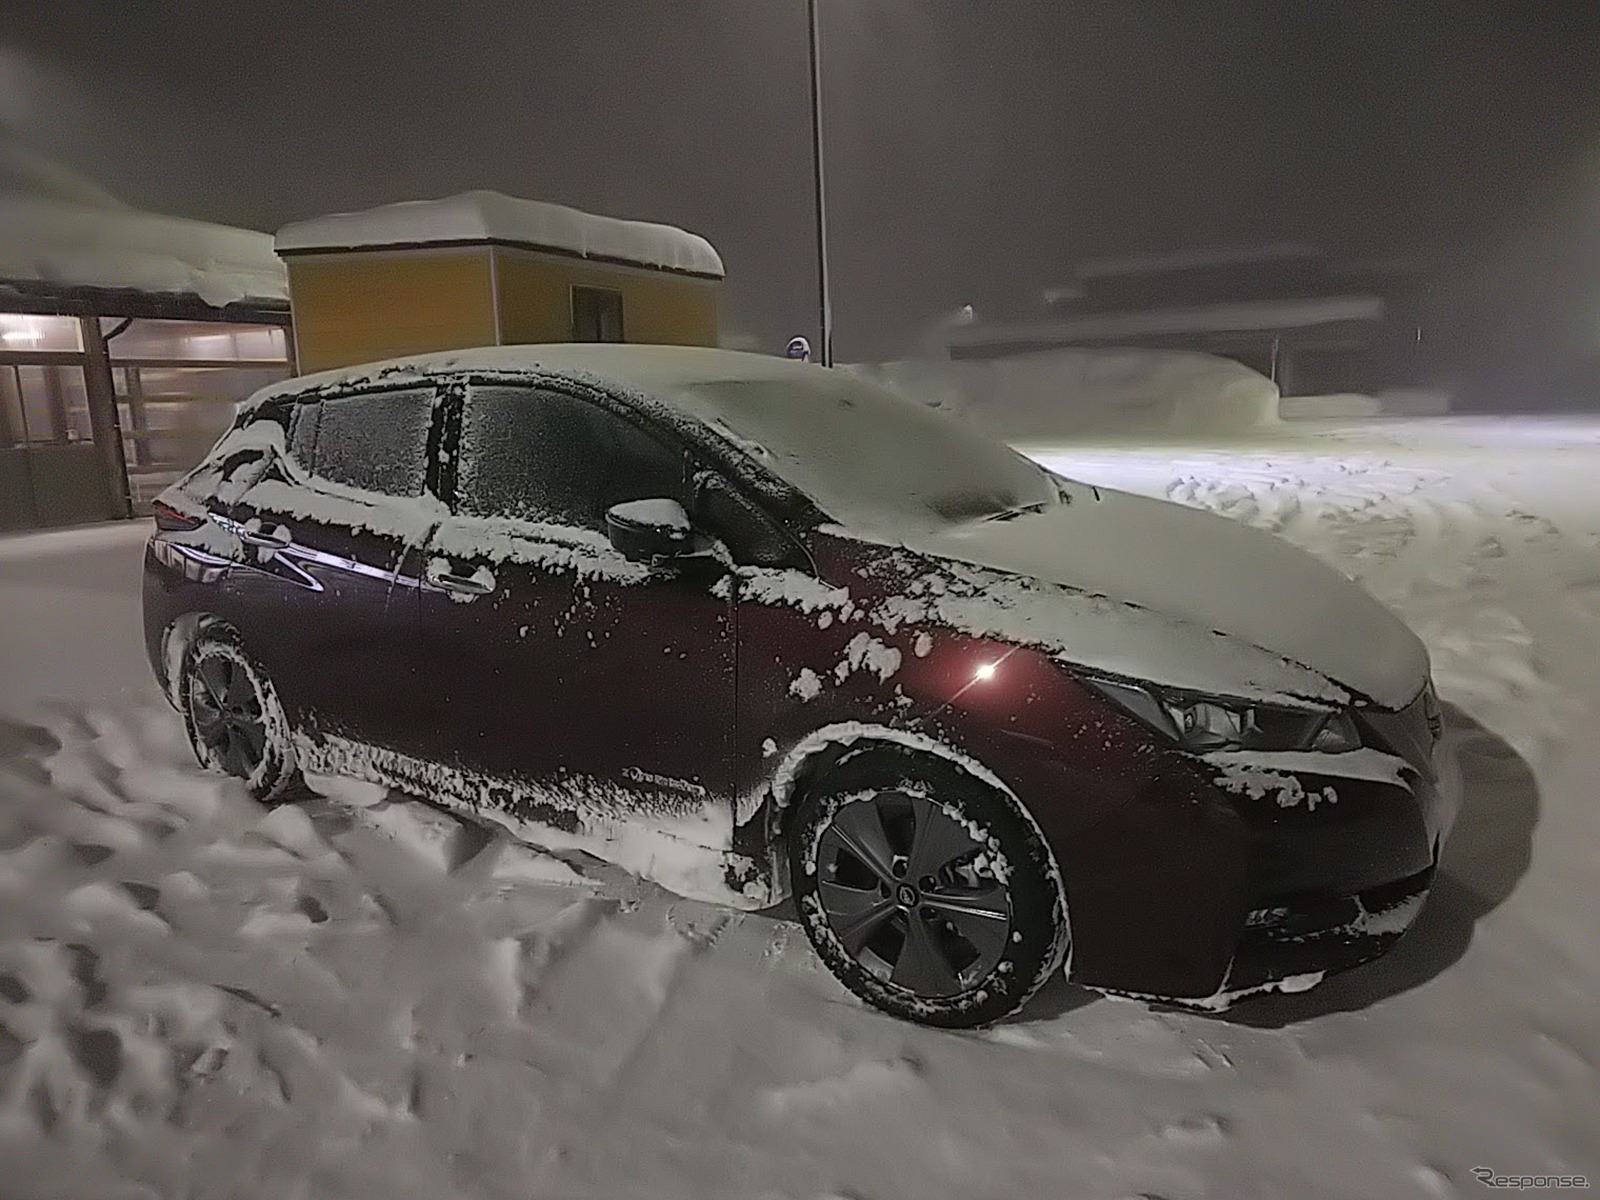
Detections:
[180, 628, 301, 804]
[789, 753, 1069, 1028]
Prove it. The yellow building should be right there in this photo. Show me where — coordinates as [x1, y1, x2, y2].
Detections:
[274, 191, 724, 375]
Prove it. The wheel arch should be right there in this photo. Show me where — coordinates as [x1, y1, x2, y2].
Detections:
[157, 611, 234, 710]
[770, 722, 1026, 830]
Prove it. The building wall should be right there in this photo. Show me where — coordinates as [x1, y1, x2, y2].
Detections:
[286, 244, 720, 376]
[287, 248, 498, 375]
[0, 443, 112, 532]
[492, 247, 718, 347]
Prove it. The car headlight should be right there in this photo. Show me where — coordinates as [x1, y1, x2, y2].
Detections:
[1083, 677, 1363, 754]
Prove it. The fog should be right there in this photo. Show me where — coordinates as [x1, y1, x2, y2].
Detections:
[4, 0, 1600, 385]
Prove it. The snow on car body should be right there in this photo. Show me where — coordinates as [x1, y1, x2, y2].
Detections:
[142, 344, 1453, 1026]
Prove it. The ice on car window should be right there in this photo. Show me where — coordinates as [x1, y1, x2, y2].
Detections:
[458, 386, 681, 530]
[663, 376, 1054, 535]
[294, 389, 433, 497]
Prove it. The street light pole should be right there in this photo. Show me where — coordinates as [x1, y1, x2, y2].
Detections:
[807, 0, 834, 366]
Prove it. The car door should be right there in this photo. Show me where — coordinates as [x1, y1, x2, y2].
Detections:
[223, 384, 439, 754]
[411, 380, 736, 840]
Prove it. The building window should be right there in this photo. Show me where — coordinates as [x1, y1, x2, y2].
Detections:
[0, 313, 83, 353]
[104, 318, 291, 510]
[571, 286, 625, 343]
[0, 364, 92, 447]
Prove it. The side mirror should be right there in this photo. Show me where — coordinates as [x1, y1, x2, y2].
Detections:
[605, 498, 694, 562]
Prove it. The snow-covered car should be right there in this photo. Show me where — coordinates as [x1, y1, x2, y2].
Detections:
[142, 345, 1454, 1027]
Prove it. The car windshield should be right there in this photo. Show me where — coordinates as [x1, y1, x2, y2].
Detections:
[660, 373, 1057, 534]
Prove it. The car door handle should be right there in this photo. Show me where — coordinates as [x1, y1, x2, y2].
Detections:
[241, 527, 292, 549]
[426, 563, 495, 596]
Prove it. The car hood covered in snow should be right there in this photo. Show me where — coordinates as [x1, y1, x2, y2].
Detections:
[902, 484, 1430, 710]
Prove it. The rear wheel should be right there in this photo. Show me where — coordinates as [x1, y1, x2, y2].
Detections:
[789, 752, 1068, 1028]
[181, 629, 300, 804]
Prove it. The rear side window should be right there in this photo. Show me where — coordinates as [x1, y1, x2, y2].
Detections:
[458, 385, 681, 531]
[288, 388, 434, 497]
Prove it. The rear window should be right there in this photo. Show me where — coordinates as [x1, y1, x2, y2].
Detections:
[289, 388, 434, 497]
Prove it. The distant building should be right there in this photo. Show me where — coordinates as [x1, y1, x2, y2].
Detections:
[943, 244, 1429, 398]
[2, 169, 728, 533]
[1, 138, 291, 531]
[274, 191, 724, 375]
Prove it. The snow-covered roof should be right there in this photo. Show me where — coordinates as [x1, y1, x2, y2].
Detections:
[245, 341, 1050, 530]
[0, 132, 287, 309]
[274, 191, 724, 279]
[0, 194, 288, 309]
[248, 344, 801, 404]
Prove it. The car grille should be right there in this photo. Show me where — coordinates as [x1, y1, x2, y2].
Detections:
[1225, 865, 1435, 993]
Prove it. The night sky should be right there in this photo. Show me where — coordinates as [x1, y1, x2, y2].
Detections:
[4, 1, 1600, 374]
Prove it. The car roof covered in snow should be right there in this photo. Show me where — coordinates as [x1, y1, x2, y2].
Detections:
[243, 344, 1057, 539]
[274, 191, 724, 279]
[246, 344, 822, 406]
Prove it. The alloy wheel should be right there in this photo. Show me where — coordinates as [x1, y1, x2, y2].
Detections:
[187, 652, 268, 779]
[815, 790, 1013, 998]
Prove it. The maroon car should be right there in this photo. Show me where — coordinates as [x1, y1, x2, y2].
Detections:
[143, 345, 1454, 1027]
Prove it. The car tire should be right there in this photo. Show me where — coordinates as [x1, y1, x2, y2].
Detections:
[180, 627, 302, 804]
[788, 748, 1069, 1029]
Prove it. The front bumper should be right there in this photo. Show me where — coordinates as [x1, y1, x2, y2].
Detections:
[1061, 696, 1456, 1009]
[1195, 729, 1459, 1009]
[1142, 862, 1436, 1011]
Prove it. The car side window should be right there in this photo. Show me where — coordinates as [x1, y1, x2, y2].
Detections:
[287, 388, 434, 498]
[457, 385, 683, 531]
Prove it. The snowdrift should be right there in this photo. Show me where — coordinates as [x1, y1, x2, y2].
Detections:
[844, 348, 1281, 441]
[1280, 389, 1452, 420]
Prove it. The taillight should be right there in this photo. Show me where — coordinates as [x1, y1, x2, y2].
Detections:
[151, 500, 205, 533]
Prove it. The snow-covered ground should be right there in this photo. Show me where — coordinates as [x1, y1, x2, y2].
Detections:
[1, 416, 1597, 1199]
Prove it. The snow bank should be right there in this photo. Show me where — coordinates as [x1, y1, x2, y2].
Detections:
[0, 195, 287, 308]
[1279, 393, 1384, 420]
[1281, 390, 1452, 420]
[275, 190, 724, 278]
[953, 296, 1383, 348]
[844, 348, 1281, 441]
